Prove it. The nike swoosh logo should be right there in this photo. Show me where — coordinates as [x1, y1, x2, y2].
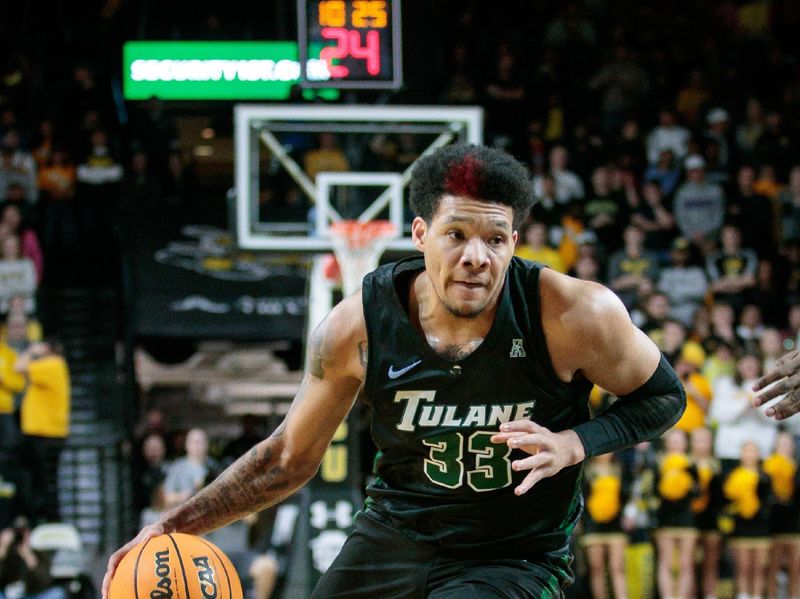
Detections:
[388, 360, 423, 379]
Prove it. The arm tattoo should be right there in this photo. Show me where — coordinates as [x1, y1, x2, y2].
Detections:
[161, 438, 296, 535]
[161, 364, 320, 534]
[309, 315, 331, 379]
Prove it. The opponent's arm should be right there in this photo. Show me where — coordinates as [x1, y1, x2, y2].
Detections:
[102, 294, 366, 597]
[492, 272, 685, 494]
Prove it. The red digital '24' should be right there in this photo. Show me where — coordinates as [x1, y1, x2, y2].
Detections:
[320, 27, 380, 78]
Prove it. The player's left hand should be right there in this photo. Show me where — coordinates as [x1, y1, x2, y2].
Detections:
[490, 420, 585, 496]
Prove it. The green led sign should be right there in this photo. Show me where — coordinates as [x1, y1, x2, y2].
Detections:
[123, 41, 338, 100]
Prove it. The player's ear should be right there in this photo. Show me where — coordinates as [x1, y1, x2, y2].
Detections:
[411, 216, 427, 251]
[512, 230, 518, 246]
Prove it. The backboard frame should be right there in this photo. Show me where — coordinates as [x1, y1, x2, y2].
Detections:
[234, 104, 484, 252]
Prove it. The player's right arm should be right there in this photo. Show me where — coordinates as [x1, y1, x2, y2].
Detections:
[102, 294, 367, 598]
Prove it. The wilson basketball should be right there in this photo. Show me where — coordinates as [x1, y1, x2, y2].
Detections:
[109, 533, 243, 599]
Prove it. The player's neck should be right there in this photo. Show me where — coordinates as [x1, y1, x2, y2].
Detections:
[409, 272, 499, 344]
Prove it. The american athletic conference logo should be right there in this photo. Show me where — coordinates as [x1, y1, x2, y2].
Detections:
[510, 339, 526, 358]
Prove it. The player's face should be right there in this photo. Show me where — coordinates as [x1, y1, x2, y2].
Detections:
[413, 195, 517, 318]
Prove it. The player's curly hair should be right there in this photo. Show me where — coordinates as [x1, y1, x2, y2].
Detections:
[409, 144, 535, 229]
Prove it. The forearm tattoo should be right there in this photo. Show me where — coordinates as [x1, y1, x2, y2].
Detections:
[309, 315, 332, 378]
[162, 318, 335, 533]
[162, 440, 292, 535]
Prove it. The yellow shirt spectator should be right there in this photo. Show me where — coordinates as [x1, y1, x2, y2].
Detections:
[0, 342, 25, 414]
[516, 220, 567, 273]
[515, 246, 566, 273]
[675, 371, 712, 432]
[20, 354, 71, 438]
[675, 342, 712, 431]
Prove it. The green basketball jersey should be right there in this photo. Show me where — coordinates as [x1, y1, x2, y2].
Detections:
[360, 256, 593, 559]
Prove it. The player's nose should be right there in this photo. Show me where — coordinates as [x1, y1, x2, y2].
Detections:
[460, 237, 490, 270]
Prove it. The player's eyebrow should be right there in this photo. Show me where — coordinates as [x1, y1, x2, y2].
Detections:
[441, 215, 511, 230]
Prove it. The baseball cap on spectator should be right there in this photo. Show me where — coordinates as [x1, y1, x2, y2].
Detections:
[672, 237, 690, 251]
[680, 341, 706, 368]
[707, 108, 729, 125]
[684, 154, 705, 171]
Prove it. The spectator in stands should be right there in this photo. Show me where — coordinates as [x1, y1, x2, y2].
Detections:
[675, 69, 710, 127]
[779, 165, 800, 242]
[0, 235, 36, 317]
[689, 426, 723, 599]
[727, 164, 776, 258]
[483, 47, 526, 150]
[634, 291, 671, 336]
[723, 441, 771, 599]
[764, 431, 800, 599]
[654, 428, 697, 599]
[136, 433, 169, 517]
[588, 45, 650, 135]
[752, 259, 786, 326]
[673, 154, 726, 252]
[222, 415, 266, 466]
[630, 182, 675, 252]
[736, 304, 765, 350]
[660, 319, 687, 363]
[702, 339, 737, 388]
[75, 129, 123, 262]
[163, 428, 213, 510]
[710, 353, 777, 462]
[0, 327, 24, 456]
[37, 148, 76, 266]
[573, 254, 601, 283]
[657, 237, 708, 327]
[532, 146, 585, 206]
[0, 517, 66, 599]
[736, 98, 765, 160]
[645, 108, 690, 166]
[607, 225, 660, 310]
[702, 138, 730, 188]
[704, 107, 732, 170]
[0, 131, 37, 203]
[1, 308, 41, 353]
[580, 452, 628, 599]
[514, 220, 565, 272]
[753, 163, 782, 201]
[757, 110, 794, 177]
[14, 341, 70, 523]
[673, 342, 712, 433]
[708, 302, 740, 351]
[706, 224, 758, 310]
[582, 165, 629, 254]
[31, 120, 54, 170]
[0, 205, 42, 284]
[303, 133, 349, 183]
[643, 149, 681, 200]
[759, 328, 784, 372]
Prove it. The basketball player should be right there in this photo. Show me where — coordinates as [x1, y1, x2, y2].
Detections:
[754, 349, 800, 419]
[104, 144, 686, 598]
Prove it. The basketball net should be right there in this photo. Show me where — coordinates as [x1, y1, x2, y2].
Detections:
[329, 220, 397, 296]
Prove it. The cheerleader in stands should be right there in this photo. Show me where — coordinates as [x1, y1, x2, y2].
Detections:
[764, 431, 800, 599]
[582, 451, 629, 599]
[690, 426, 723, 599]
[723, 441, 772, 599]
[655, 428, 699, 599]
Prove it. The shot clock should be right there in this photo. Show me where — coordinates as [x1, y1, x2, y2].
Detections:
[298, 0, 402, 89]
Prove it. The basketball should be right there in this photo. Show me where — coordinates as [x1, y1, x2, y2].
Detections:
[109, 533, 243, 599]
